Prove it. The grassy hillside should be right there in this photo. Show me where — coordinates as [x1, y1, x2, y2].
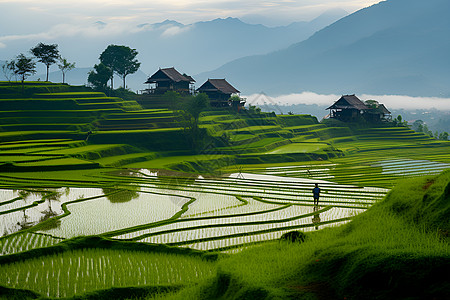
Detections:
[1, 81, 448, 179]
[1, 82, 449, 299]
[1, 170, 448, 299]
[153, 170, 450, 300]
[0, 82, 350, 172]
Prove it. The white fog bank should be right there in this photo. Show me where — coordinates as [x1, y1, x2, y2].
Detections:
[245, 92, 450, 111]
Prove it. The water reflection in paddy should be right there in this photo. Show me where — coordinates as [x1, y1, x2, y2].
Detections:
[1, 170, 388, 251]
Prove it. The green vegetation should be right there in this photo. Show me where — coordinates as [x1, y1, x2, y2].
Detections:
[10, 54, 37, 93]
[57, 57, 76, 84]
[99, 45, 141, 89]
[148, 170, 450, 299]
[1, 248, 214, 298]
[0, 81, 449, 299]
[0, 237, 217, 298]
[30, 43, 60, 82]
[88, 63, 113, 92]
[0, 171, 448, 299]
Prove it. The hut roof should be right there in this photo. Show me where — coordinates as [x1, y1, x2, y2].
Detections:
[197, 79, 240, 94]
[145, 67, 195, 84]
[326, 95, 368, 110]
[378, 104, 391, 114]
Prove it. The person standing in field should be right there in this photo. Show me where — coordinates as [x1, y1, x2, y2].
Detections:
[312, 183, 320, 205]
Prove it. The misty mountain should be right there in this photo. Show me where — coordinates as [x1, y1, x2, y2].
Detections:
[0, 10, 346, 91]
[199, 0, 450, 97]
[115, 10, 347, 75]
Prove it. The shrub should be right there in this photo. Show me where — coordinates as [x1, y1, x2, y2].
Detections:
[280, 231, 307, 243]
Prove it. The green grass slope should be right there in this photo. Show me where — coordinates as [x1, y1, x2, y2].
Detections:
[163, 170, 450, 300]
[1, 81, 448, 172]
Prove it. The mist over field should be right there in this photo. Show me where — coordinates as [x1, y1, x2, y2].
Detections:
[245, 92, 450, 132]
[246, 92, 450, 111]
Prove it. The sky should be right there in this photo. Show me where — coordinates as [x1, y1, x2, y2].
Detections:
[0, 0, 382, 39]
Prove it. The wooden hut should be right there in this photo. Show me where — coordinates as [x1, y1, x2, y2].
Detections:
[326, 95, 368, 122]
[327, 95, 391, 122]
[197, 79, 245, 108]
[144, 67, 195, 95]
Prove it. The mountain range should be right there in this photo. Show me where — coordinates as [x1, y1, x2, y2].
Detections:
[0, 9, 346, 91]
[198, 0, 450, 97]
[2, 0, 449, 98]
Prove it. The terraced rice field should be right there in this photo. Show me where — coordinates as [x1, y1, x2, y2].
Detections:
[0, 170, 388, 254]
[0, 232, 63, 255]
[242, 146, 450, 187]
[2, 142, 449, 255]
[1, 82, 449, 298]
[0, 247, 215, 298]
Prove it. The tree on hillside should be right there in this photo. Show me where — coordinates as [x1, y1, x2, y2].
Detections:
[177, 93, 210, 152]
[438, 132, 449, 141]
[364, 100, 379, 109]
[412, 120, 424, 132]
[393, 115, 408, 127]
[87, 63, 113, 92]
[185, 93, 210, 122]
[1, 60, 16, 82]
[99, 45, 140, 89]
[229, 94, 243, 110]
[30, 43, 59, 82]
[57, 57, 75, 84]
[162, 91, 182, 110]
[422, 123, 433, 137]
[13, 54, 36, 93]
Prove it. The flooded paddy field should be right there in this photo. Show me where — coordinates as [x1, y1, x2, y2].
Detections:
[1, 170, 388, 254]
[2, 145, 450, 255]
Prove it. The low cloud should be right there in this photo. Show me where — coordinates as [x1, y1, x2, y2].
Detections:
[245, 92, 339, 106]
[161, 25, 192, 37]
[0, 22, 147, 47]
[360, 94, 450, 111]
[245, 92, 450, 111]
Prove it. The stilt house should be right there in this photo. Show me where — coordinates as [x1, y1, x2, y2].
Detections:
[144, 67, 195, 95]
[327, 94, 391, 122]
[197, 79, 245, 108]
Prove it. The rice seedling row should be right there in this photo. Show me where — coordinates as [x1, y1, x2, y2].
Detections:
[137, 174, 387, 199]
[183, 220, 349, 252]
[249, 159, 449, 186]
[158, 216, 352, 249]
[129, 205, 333, 243]
[115, 204, 304, 240]
[0, 232, 63, 255]
[138, 181, 382, 209]
[0, 248, 215, 298]
[113, 201, 289, 240]
[180, 197, 281, 218]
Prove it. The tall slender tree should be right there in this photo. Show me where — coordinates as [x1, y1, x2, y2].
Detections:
[99, 45, 140, 89]
[1, 60, 16, 82]
[13, 54, 36, 93]
[57, 57, 75, 84]
[30, 43, 59, 82]
[177, 93, 210, 152]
